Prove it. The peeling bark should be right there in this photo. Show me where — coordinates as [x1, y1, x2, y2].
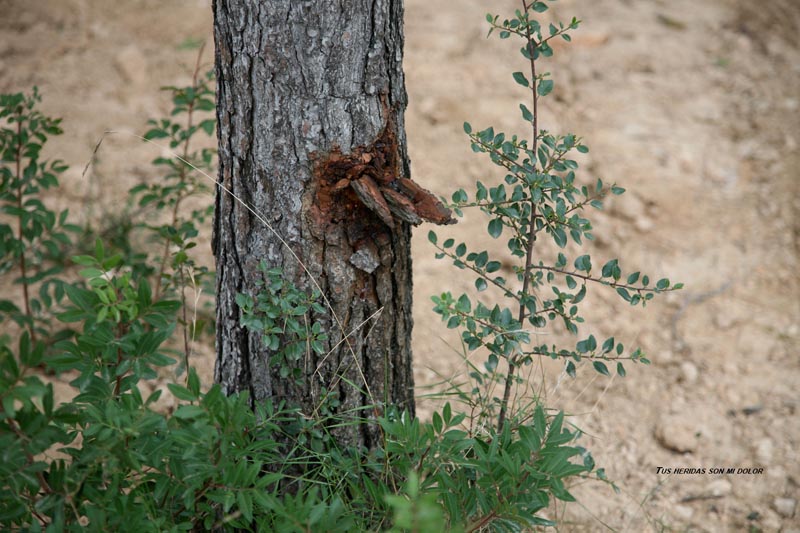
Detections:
[212, 0, 416, 449]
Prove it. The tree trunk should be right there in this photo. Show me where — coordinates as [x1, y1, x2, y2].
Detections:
[212, 0, 419, 450]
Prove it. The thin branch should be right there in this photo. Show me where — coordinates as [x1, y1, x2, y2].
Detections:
[498, 0, 540, 433]
[4, 416, 53, 495]
[433, 245, 519, 301]
[527, 264, 664, 293]
[15, 118, 36, 345]
[154, 42, 206, 302]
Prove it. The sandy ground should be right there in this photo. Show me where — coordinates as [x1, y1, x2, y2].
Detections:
[1, 0, 798, 531]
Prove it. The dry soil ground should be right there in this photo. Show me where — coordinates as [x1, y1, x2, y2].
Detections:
[1, 0, 798, 531]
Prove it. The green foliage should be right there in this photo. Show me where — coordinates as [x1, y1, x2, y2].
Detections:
[237, 262, 328, 383]
[232, 265, 598, 531]
[379, 404, 596, 531]
[131, 71, 216, 263]
[1, 247, 595, 531]
[431, 0, 681, 397]
[0, 89, 79, 343]
[0, 88, 578, 533]
[424, 0, 683, 527]
[1, 273, 325, 531]
[50, 240, 180, 393]
[111, 65, 217, 374]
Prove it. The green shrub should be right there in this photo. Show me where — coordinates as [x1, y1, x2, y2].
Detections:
[0, 88, 78, 347]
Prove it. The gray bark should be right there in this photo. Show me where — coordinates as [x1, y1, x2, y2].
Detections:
[212, 0, 414, 449]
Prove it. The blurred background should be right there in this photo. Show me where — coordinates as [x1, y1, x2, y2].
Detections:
[1, 0, 797, 530]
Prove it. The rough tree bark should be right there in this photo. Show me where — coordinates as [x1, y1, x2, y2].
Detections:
[212, 1, 450, 450]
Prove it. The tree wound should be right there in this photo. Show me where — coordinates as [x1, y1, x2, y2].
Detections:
[309, 119, 455, 236]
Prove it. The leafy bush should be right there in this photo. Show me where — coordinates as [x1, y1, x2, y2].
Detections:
[0, 89, 78, 346]
[0, 245, 595, 530]
[430, 3, 681, 434]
